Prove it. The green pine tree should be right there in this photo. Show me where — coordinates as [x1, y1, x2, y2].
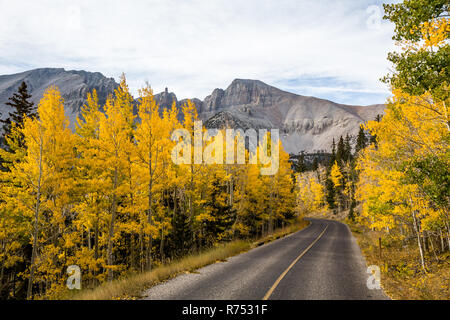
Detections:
[336, 136, 345, 165]
[295, 153, 306, 173]
[0, 81, 36, 147]
[312, 157, 319, 171]
[329, 138, 336, 167]
[344, 134, 352, 162]
[355, 125, 368, 153]
[325, 177, 336, 210]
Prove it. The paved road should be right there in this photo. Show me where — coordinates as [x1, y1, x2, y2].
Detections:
[142, 218, 388, 300]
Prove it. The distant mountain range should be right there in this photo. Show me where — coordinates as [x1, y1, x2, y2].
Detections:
[0, 68, 385, 154]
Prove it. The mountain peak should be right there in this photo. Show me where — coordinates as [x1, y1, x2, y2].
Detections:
[0, 68, 385, 154]
[227, 78, 273, 90]
[230, 78, 265, 85]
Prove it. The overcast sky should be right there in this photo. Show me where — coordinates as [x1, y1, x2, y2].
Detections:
[0, 0, 399, 105]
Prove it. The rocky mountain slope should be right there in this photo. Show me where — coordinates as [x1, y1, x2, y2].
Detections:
[158, 79, 385, 153]
[0, 68, 118, 127]
[0, 68, 385, 154]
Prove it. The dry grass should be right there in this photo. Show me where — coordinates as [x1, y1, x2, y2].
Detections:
[67, 218, 309, 300]
[350, 223, 450, 300]
[68, 241, 250, 300]
[253, 218, 310, 247]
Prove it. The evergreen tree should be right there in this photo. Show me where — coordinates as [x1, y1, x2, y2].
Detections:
[312, 157, 319, 171]
[0, 81, 36, 145]
[325, 177, 336, 210]
[348, 199, 356, 221]
[344, 134, 352, 162]
[202, 178, 235, 246]
[329, 138, 336, 167]
[336, 136, 345, 165]
[355, 125, 368, 153]
[0, 82, 36, 171]
[295, 153, 306, 173]
[169, 209, 192, 256]
[369, 115, 381, 146]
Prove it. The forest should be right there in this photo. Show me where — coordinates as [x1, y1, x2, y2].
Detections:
[295, 0, 449, 299]
[0, 79, 297, 299]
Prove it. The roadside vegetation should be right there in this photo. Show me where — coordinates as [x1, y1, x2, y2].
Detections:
[66, 217, 308, 300]
[297, 0, 449, 300]
[0, 78, 297, 299]
[350, 221, 449, 300]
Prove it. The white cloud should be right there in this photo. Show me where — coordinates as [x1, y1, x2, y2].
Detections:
[0, 0, 397, 104]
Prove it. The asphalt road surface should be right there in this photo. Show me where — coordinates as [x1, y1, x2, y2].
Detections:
[142, 218, 388, 300]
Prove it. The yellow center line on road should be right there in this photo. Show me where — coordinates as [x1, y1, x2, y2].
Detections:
[262, 223, 329, 300]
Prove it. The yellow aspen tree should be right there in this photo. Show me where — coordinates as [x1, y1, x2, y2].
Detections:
[270, 141, 296, 230]
[179, 100, 204, 244]
[244, 161, 267, 236]
[97, 76, 135, 281]
[330, 160, 345, 212]
[330, 161, 343, 189]
[134, 85, 174, 269]
[74, 90, 108, 284]
[7, 86, 76, 298]
[0, 123, 29, 294]
[225, 133, 248, 238]
[296, 171, 326, 216]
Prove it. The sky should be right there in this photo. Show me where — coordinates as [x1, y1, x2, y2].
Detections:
[0, 0, 400, 105]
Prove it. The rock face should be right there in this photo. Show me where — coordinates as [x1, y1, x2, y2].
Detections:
[0, 68, 118, 127]
[0, 68, 385, 154]
[153, 87, 177, 110]
[199, 79, 385, 153]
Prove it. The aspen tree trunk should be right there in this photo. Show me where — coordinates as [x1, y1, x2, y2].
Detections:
[107, 166, 118, 282]
[230, 176, 234, 205]
[227, 171, 234, 206]
[94, 216, 99, 260]
[147, 192, 153, 270]
[160, 226, 165, 261]
[423, 232, 428, 253]
[189, 165, 194, 221]
[146, 151, 153, 270]
[27, 138, 43, 300]
[445, 220, 450, 250]
[440, 229, 445, 252]
[12, 271, 16, 298]
[0, 259, 4, 292]
[130, 234, 135, 270]
[172, 188, 178, 255]
[87, 229, 91, 250]
[139, 228, 144, 272]
[268, 182, 274, 234]
[189, 164, 196, 247]
[128, 161, 135, 269]
[428, 232, 438, 261]
[173, 189, 177, 222]
[268, 211, 273, 234]
[93, 215, 99, 285]
[442, 100, 449, 131]
[412, 209, 426, 272]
